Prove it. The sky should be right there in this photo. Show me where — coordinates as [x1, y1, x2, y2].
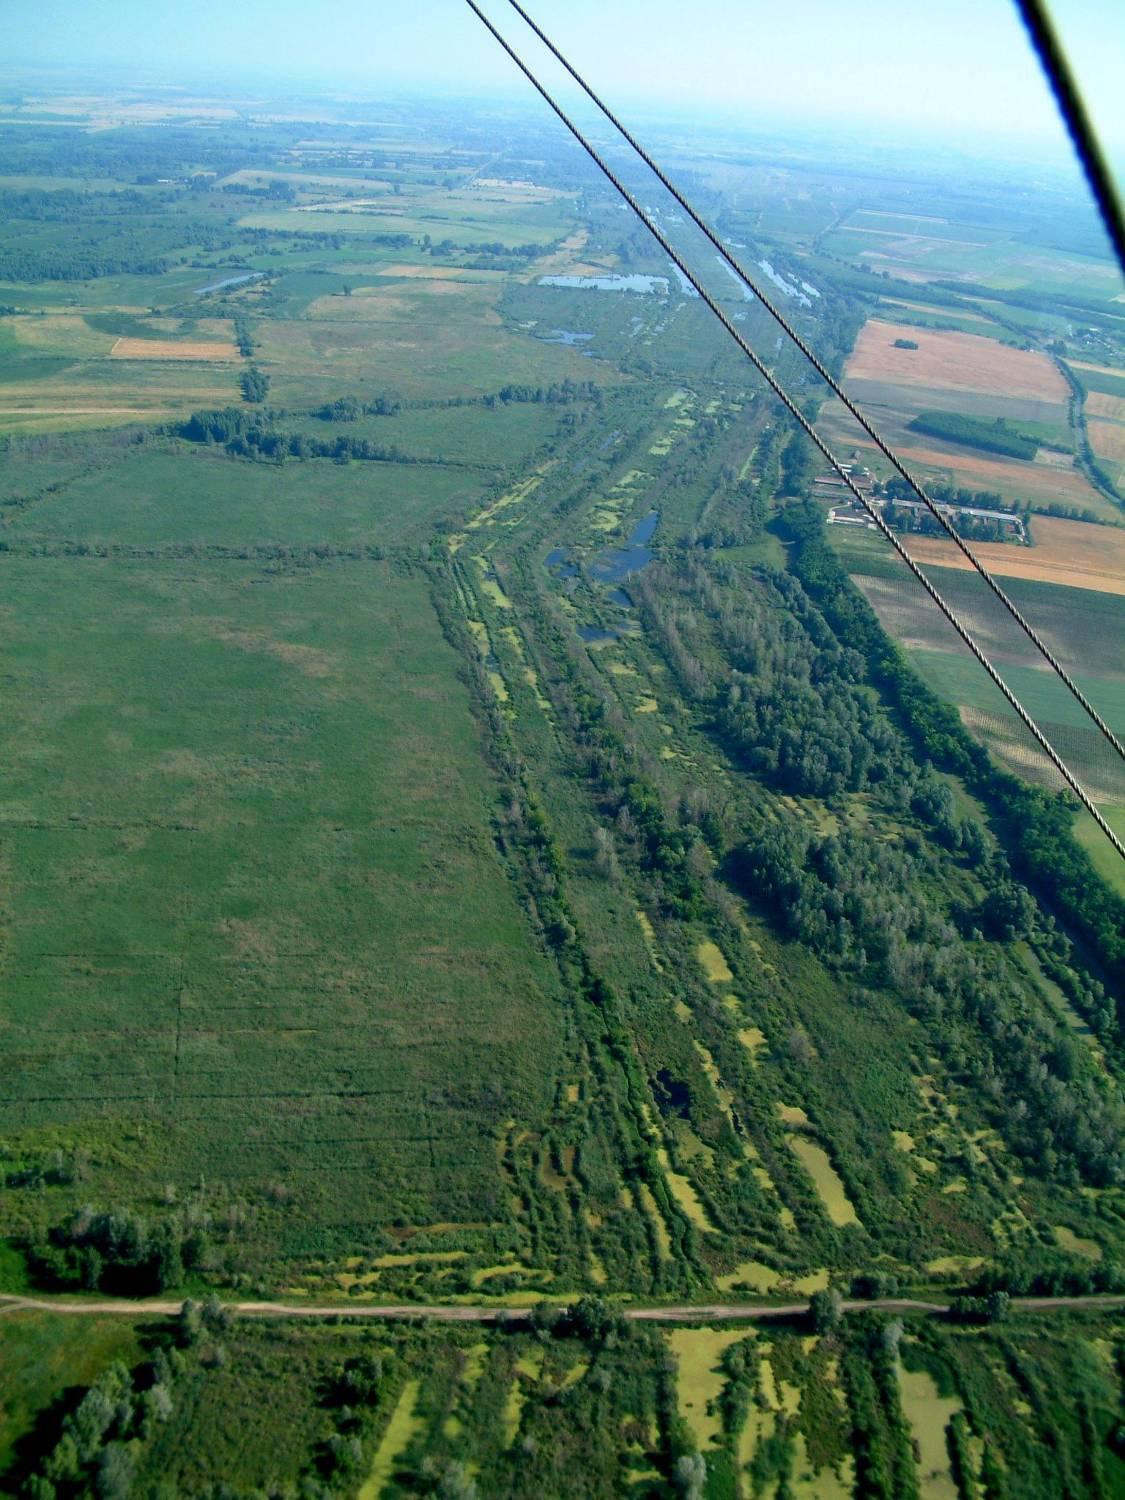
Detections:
[7, 0, 1125, 154]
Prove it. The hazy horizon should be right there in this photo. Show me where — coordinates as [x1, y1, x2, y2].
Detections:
[6, 0, 1125, 155]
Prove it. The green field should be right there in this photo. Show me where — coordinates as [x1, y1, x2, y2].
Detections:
[0, 556, 563, 1254]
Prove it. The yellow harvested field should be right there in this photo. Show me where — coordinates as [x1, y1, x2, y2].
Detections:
[1072, 359, 1125, 378]
[846, 320, 1067, 401]
[898, 1363, 961, 1500]
[669, 1328, 751, 1448]
[1089, 417, 1125, 464]
[696, 941, 734, 984]
[788, 1137, 860, 1227]
[110, 337, 240, 361]
[377, 263, 503, 280]
[1085, 392, 1125, 422]
[900, 516, 1125, 596]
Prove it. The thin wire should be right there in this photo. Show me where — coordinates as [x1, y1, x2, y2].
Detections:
[1014, 0, 1125, 274]
[495, 0, 1125, 770]
[462, 0, 1125, 863]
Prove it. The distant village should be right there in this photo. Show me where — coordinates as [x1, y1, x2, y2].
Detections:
[819, 466, 1029, 544]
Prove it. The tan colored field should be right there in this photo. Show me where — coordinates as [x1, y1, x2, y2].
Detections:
[469, 177, 568, 203]
[110, 338, 240, 362]
[1072, 359, 1125, 378]
[1089, 418, 1125, 464]
[846, 320, 1067, 401]
[377, 264, 505, 281]
[902, 516, 1125, 596]
[1087, 393, 1125, 422]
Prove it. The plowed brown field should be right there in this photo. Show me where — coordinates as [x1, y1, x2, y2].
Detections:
[846, 320, 1067, 401]
[110, 338, 240, 361]
[903, 516, 1125, 595]
[1087, 393, 1125, 422]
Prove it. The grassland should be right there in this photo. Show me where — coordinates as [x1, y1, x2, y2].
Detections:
[0, 556, 564, 1256]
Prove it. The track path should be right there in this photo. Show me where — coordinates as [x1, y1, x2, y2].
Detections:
[3, 1294, 1124, 1323]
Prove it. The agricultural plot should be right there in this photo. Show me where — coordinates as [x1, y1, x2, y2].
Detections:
[822, 206, 1124, 303]
[821, 314, 1120, 516]
[844, 320, 1069, 405]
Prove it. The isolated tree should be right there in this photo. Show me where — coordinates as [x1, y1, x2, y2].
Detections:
[809, 1287, 844, 1334]
[675, 1452, 707, 1499]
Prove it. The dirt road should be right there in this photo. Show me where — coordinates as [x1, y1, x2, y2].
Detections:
[2, 1294, 1123, 1323]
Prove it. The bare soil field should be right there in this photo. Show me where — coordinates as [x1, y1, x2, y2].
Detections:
[1089, 418, 1125, 464]
[110, 338, 240, 361]
[901, 516, 1125, 595]
[845, 320, 1068, 401]
[1086, 393, 1125, 422]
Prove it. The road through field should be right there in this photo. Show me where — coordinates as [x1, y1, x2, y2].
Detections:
[3, 1294, 1124, 1323]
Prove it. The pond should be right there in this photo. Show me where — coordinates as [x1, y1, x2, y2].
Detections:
[545, 547, 579, 580]
[717, 258, 755, 301]
[757, 259, 812, 308]
[538, 328, 595, 347]
[577, 624, 633, 644]
[589, 510, 659, 583]
[539, 273, 670, 294]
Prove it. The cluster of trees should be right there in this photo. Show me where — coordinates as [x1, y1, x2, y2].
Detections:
[239, 367, 270, 403]
[220, 178, 295, 201]
[907, 410, 1040, 461]
[972, 1250, 1125, 1298]
[841, 1318, 919, 1500]
[485, 379, 601, 406]
[28, 1207, 204, 1294]
[733, 797, 1122, 1185]
[313, 394, 401, 421]
[634, 539, 1122, 1187]
[1039, 501, 1111, 524]
[232, 313, 255, 358]
[179, 406, 439, 465]
[22, 1354, 179, 1500]
[782, 500, 1125, 993]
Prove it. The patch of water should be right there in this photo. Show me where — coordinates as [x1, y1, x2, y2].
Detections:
[757, 259, 812, 308]
[545, 547, 579, 580]
[577, 624, 632, 644]
[608, 587, 633, 608]
[539, 328, 595, 346]
[588, 510, 659, 583]
[670, 264, 699, 298]
[539, 273, 670, 294]
[717, 258, 755, 302]
[193, 271, 263, 296]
